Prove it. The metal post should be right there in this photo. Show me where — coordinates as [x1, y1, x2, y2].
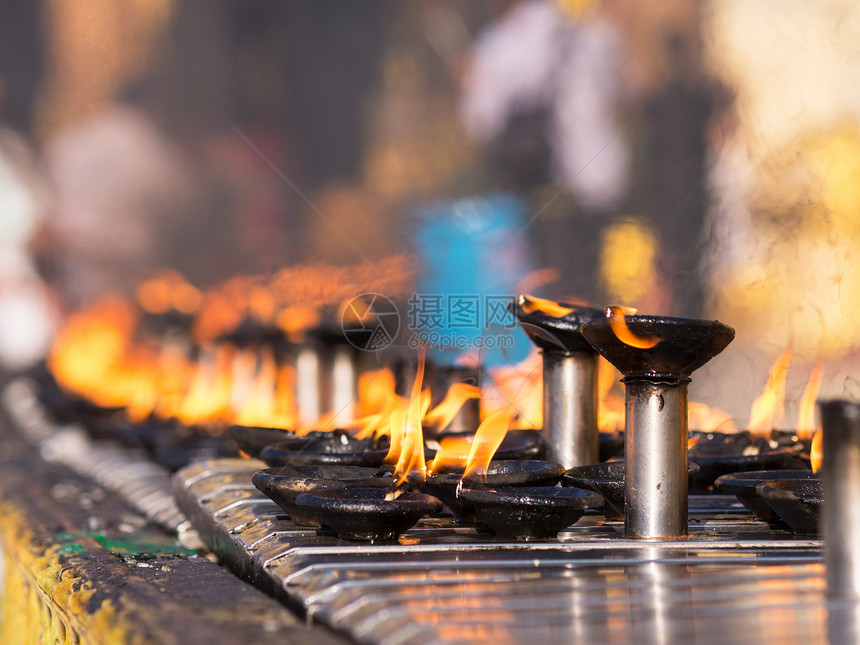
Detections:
[296, 345, 321, 426]
[330, 345, 358, 427]
[820, 399, 860, 599]
[624, 379, 689, 539]
[542, 351, 599, 469]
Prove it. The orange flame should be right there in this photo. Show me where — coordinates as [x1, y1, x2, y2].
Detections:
[597, 357, 625, 433]
[484, 350, 542, 429]
[385, 354, 431, 484]
[136, 270, 202, 315]
[48, 298, 146, 409]
[810, 427, 822, 473]
[747, 348, 792, 434]
[427, 436, 474, 474]
[688, 402, 737, 432]
[232, 348, 298, 429]
[606, 305, 660, 349]
[424, 383, 481, 431]
[797, 362, 823, 441]
[171, 345, 235, 426]
[464, 407, 516, 476]
[519, 294, 574, 318]
[351, 369, 402, 439]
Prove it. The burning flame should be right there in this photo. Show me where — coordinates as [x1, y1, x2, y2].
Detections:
[597, 357, 624, 433]
[424, 383, 481, 431]
[485, 350, 542, 430]
[170, 345, 235, 426]
[606, 306, 660, 349]
[797, 362, 822, 441]
[518, 294, 574, 318]
[136, 270, 202, 315]
[464, 407, 516, 476]
[232, 348, 298, 429]
[351, 369, 403, 439]
[689, 402, 737, 433]
[48, 257, 417, 434]
[386, 353, 431, 484]
[810, 427, 822, 473]
[48, 298, 147, 409]
[428, 436, 475, 474]
[747, 347, 792, 433]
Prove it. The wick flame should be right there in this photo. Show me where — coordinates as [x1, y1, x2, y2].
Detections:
[810, 427, 823, 473]
[797, 362, 823, 441]
[424, 383, 481, 431]
[464, 407, 516, 477]
[747, 348, 792, 433]
[386, 354, 430, 485]
[427, 436, 474, 475]
[606, 306, 660, 349]
[519, 294, 574, 318]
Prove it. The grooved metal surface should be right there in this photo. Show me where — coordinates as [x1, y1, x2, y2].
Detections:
[3, 378, 196, 540]
[175, 459, 836, 645]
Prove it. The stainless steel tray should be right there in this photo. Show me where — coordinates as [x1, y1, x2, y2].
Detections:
[175, 459, 831, 645]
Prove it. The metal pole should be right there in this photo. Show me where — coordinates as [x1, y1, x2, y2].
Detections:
[330, 344, 358, 428]
[296, 345, 321, 426]
[624, 379, 689, 539]
[820, 399, 860, 599]
[542, 351, 598, 469]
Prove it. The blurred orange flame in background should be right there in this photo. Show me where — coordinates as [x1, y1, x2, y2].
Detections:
[351, 369, 401, 439]
[688, 402, 737, 433]
[136, 270, 203, 316]
[597, 357, 625, 433]
[797, 362, 822, 441]
[747, 347, 792, 434]
[50, 281, 824, 483]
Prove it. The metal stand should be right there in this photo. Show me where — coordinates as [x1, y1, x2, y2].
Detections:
[624, 379, 689, 538]
[820, 400, 860, 599]
[542, 351, 599, 468]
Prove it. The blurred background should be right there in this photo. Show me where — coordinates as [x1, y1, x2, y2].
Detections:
[2, 0, 860, 423]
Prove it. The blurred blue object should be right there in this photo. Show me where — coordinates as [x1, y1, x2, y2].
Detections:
[409, 193, 535, 367]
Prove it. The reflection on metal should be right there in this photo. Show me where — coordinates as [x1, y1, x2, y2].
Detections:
[175, 458, 834, 645]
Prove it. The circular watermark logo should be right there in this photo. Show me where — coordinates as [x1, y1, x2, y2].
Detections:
[341, 293, 400, 351]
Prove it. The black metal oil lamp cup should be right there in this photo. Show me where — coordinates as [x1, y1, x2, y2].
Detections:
[564, 460, 700, 521]
[688, 430, 805, 490]
[228, 424, 295, 459]
[511, 296, 604, 469]
[252, 464, 394, 527]
[581, 311, 735, 539]
[714, 469, 816, 521]
[422, 460, 565, 523]
[260, 429, 396, 467]
[295, 488, 443, 542]
[459, 486, 603, 540]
